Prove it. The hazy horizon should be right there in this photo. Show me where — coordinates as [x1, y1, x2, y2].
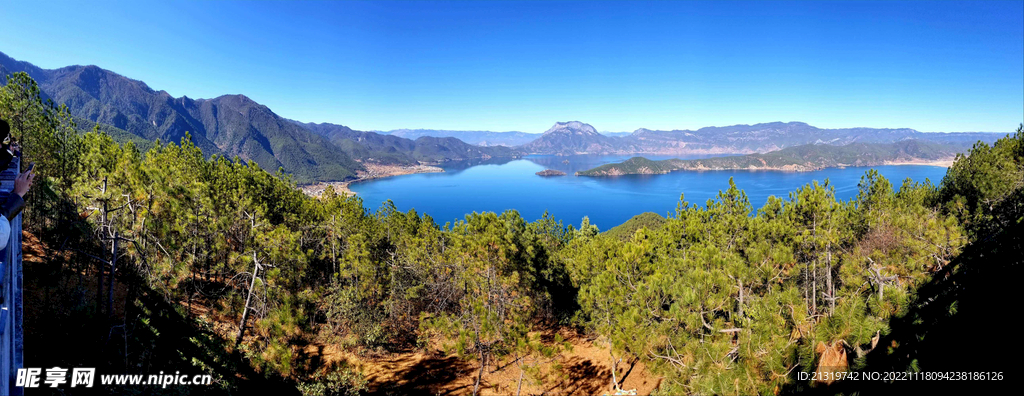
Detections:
[375, 121, 1017, 134]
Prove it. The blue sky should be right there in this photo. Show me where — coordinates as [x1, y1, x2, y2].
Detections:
[2, 0, 1021, 132]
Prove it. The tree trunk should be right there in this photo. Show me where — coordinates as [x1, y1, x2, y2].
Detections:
[473, 348, 486, 396]
[515, 358, 525, 396]
[811, 216, 817, 315]
[738, 279, 744, 318]
[331, 215, 337, 277]
[189, 216, 197, 318]
[812, 259, 817, 315]
[803, 266, 809, 315]
[609, 336, 623, 392]
[610, 355, 622, 391]
[107, 228, 118, 321]
[97, 178, 107, 317]
[827, 243, 834, 315]
[235, 256, 260, 347]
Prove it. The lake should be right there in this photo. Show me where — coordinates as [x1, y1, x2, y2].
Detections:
[349, 154, 950, 230]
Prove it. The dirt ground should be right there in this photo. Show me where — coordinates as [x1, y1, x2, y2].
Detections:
[302, 327, 662, 396]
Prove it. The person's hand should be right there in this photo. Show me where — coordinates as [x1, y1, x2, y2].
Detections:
[14, 169, 34, 198]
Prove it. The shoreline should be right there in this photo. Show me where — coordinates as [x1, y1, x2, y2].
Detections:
[578, 157, 957, 176]
[300, 163, 444, 197]
[883, 158, 955, 168]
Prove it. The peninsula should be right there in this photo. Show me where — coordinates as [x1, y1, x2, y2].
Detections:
[301, 163, 444, 197]
[576, 140, 963, 176]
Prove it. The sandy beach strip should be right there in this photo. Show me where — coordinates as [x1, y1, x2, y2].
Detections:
[883, 158, 956, 168]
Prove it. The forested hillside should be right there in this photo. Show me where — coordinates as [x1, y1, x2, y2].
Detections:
[0, 52, 361, 183]
[578, 140, 965, 176]
[3, 70, 1022, 395]
[384, 129, 537, 147]
[0, 51, 520, 184]
[296, 121, 522, 164]
[602, 212, 667, 241]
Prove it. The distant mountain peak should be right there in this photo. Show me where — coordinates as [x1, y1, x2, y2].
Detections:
[544, 121, 598, 135]
[220, 93, 253, 103]
[521, 121, 612, 154]
[750, 121, 805, 126]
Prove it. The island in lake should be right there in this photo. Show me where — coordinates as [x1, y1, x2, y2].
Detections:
[536, 169, 567, 176]
[576, 140, 962, 176]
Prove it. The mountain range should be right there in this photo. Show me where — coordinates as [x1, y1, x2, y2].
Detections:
[1, 50, 1007, 183]
[379, 129, 631, 146]
[382, 129, 537, 147]
[0, 51, 518, 183]
[294, 122, 517, 165]
[522, 121, 1003, 156]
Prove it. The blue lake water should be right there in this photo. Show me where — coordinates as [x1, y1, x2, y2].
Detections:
[350, 155, 949, 230]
